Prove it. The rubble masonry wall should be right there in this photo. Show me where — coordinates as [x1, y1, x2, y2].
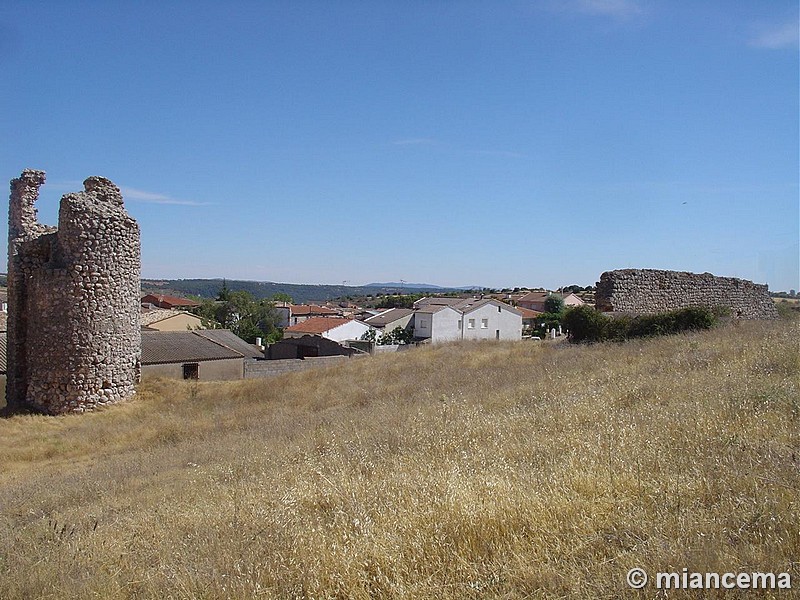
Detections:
[595, 268, 778, 319]
[7, 170, 141, 414]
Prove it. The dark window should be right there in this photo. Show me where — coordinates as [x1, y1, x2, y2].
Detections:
[183, 363, 199, 380]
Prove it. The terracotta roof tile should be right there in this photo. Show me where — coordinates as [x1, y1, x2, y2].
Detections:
[141, 294, 200, 308]
[290, 304, 338, 316]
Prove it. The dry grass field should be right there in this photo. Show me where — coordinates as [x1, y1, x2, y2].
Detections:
[0, 319, 798, 599]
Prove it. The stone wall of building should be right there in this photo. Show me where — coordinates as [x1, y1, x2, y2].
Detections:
[595, 269, 778, 319]
[7, 170, 141, 414]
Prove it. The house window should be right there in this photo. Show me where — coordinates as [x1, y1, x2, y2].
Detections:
[183, 363, 199, 380]
[458, 319, 462, 329]
[481, 318, 488, 329]
[419, 319, 428, 328]
[468, 319, 475, 329]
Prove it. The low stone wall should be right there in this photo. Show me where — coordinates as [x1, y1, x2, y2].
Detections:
[595, 269, 777, 319]
[244, 356, 353, 379]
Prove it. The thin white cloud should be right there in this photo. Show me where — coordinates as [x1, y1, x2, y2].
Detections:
[43, 180, 83, 191]
[749, 20, 799, 49]
[120, 187, 212, 206]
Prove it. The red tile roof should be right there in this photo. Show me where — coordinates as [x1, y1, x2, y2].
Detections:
[517, 292, 549, 303]
[141, 294, 201, 308]
[290, 304, 338, 316]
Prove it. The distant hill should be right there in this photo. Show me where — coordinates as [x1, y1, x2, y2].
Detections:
[139, 278, 474, 304]
[366, 282, 446, 290]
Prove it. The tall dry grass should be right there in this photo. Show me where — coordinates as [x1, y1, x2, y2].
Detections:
[0, 319, 797, 598]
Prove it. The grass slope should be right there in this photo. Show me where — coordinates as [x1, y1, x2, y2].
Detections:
[0, 320, 798, 599]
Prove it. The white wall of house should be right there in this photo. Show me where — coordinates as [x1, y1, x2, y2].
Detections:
[374, 313, 414, 334]
[276, 307, 311, 328]
[323, 320, 374, 343]
[415, 307, 462, 343]
[562, 293, 585, 306]
[462, 302, 523, 341]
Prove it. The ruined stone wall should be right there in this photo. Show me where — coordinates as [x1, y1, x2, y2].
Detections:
[595, 269, 778, 319]
[7, 170, 141, 414]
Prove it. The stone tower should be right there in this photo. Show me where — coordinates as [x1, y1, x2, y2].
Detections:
[7, 170, 141, 414]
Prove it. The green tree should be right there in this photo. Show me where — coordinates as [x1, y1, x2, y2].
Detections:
[562, 305, 610, 343]
[543, 294, 565, 314]
[195, 286, 283, 343]
[270, 292, 293, 304]
[378, 326, 414, 345]
[218, 279, 231, 302]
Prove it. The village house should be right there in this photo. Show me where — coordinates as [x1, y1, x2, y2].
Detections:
[141, 307, 205, 331]
[141, 329, 261, 381]
[459, 298, 523, 341]
[517, 307, 543, 336]
[413, 305, 463, 343]
[275, 303, 339, 328]
[364, 308, 414, 335]
[516, 291, 584, 312]
[282, 316, 374, 344]
[141, 294, 201, 310]
[413, 296, 467, 310]
[412, 297, 523, 343]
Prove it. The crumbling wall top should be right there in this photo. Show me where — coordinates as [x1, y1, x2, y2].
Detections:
[82, 176, 124, 208]
[9, 169, 53, 244]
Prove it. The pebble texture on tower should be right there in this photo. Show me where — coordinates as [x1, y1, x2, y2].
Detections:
[7, 170, 141, 414]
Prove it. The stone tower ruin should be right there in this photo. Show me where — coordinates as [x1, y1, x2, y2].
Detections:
[7, 170, 141, 414]
[595, 268, 778, 319]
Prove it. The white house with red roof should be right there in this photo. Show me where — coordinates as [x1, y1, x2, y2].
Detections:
[282, 317, 374, 344]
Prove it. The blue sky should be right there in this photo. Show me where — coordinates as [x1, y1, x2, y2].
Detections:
[2, 1, 798, 291]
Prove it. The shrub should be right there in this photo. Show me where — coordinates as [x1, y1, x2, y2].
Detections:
[564, 306, 717, 343]
[562, 306, 610, 343]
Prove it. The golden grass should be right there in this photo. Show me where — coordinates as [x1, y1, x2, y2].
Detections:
[0, 320, 798, 599]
